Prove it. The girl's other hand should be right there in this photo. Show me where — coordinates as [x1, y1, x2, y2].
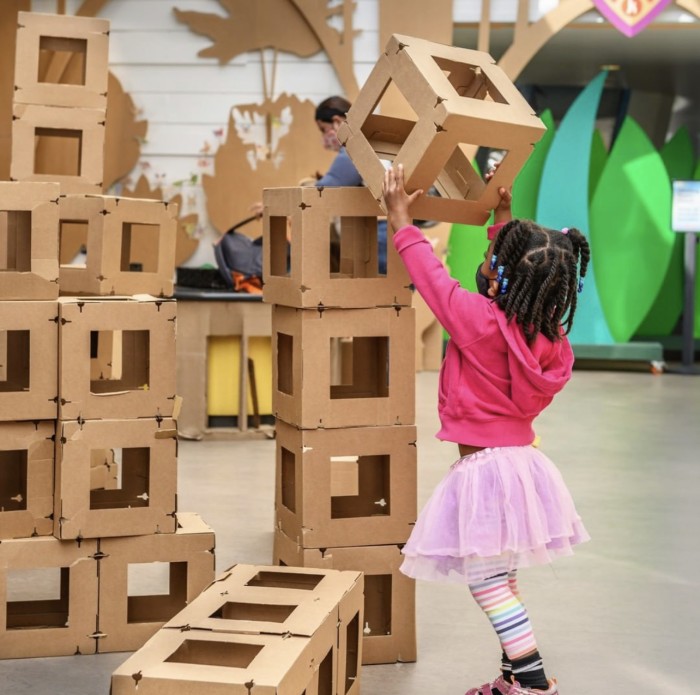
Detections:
[382, 164, 423, 232]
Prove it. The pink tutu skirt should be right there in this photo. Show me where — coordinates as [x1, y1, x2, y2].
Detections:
[401, 446, 590, 584]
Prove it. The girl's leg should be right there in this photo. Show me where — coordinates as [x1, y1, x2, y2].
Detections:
[468, 573, 550, 691]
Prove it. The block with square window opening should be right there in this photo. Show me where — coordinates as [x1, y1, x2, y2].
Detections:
[336, 33, 547, 225]
[57, 295, 176, 421]
[272, 304, 415, 429]
[0, 421, 54, 540]
[14, 11, 109, 110]
[0, 181, 60, 300]
[275, 420, 416, 548]
[0, 535, 98, 658]
[274, 529, 415, 666]
[54, 417, 177, 540]
[262, 185, 411, 309]
[95, 513, 215, 653]
[58, 194, 177, 297]
[0, 300, 58, 422]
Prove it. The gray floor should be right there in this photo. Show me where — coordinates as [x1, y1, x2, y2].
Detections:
[2, 370, 699, 694]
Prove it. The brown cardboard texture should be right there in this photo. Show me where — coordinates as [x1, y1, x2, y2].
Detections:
[90, 447, 119, 491]
[275, 420, 416, 548]
[96, 513, 215, 654]
[58, 195, 178, 297]
[57, 295, 176, 421]
[262, 186, 411, 309]
[54, 417, 177, 540]
[272, 305, 415, 429]
[337, 34, 546, 225]
[274, 530, 416, 665]
[0, 536, 98, 658]
[11, 102, 105, 194]
[0, 300, 58, 422]
[0, 181, 60, 300]
[0, 421, 54, 540]
[15, 11, 109, 109]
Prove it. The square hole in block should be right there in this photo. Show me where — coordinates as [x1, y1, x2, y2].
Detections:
[0, 449, 28, 511]
[330, 455, 390, 518]
[280, 447, 296, 513]
[344, 611, 360, 693]
[89, 447, 150, 510]
[333, 216, 383, 278]
[0, 330, 30, 392]
[318, 646, 334, 695]
[120, 222, 160, 273]
[210, 602, 297, 623]
[276, 332, 293, 396]
[364, 574, 392, 636]
[269, 215, 290, 277]
[245, 570, 324, 591]
[165, 638, 264, 668]
[0, 210, 32, 272]
[127, 561, 187, 624]
[38, 36, 87, 86]
[330, 336, 389, 400]
[89, 330, 149, 393]
[59, 219, 88, 266]
[34, 127, 83, 176]
[431, 56, 507, 103]
[6, 567, 69, 629]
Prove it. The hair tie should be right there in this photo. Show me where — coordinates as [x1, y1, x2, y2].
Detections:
[496, 265, 505, 283]
[561, 227, 569, 235]
[578, 278, 584, 293]
[500, 277, 509, 295]
[489, 254, 497, 271]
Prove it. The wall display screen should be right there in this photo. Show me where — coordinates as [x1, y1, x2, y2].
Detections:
[671, 180, 700, 233]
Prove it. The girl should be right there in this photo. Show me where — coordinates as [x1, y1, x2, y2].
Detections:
[382, 165, 591, 695]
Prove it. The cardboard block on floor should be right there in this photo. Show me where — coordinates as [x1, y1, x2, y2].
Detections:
[0, 181, 59, 300]
[0, 421, 54, 540]
[275, 420, 416, 548]
[272, 305, 415, 429]
[57, 295, 176, 421]
[262, 186, 411, 309]
[54, 417, 178, 540]
[337, 33, 546, 225]
[0, 300, 58, 422]
[274, 528, 416, 665]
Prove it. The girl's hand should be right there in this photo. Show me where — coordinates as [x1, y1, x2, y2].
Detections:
[485, 163, 512, 224]
[382, 164, 423, 232]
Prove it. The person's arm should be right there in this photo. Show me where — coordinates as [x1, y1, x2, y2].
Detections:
[315, 148, 363, 187]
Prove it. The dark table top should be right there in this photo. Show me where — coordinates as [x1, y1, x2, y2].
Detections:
[173, 286, 264, 302]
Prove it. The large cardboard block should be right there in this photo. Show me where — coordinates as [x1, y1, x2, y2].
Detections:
[58, 195, 178, 297]
[337, 34, 546, 225]
[58, 296, 177, 421]
[0, 181, 59, 300]
[275, 421, 416, 548]
[274, 529, 416, 665]
[262, 186, 411, 309]
[272, 305, 415, 429]
[0, 421, 54, 540]
[54, 417, 178, 540]
[96, 513, 215, 654]
[0, 300, 58, 422]
[0, 536, 98, 658]
[15, 11, 109, 109]
[11, 103, 105, 194]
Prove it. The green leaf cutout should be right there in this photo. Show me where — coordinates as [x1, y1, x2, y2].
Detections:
[589, 130, 607, 204]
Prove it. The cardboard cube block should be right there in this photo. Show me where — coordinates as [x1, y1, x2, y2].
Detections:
[274, 529, 416, 665]
[0, 421, 54, 540]
[11, 103, 105, 194]
[262, 186, 411, 309]
[0, 300, 58, 422]
[275, 420, 416, 548]
[54, 417, 178, 540]
[0, 536, 98, 658]
[58, 296, 176, 421]
[0, 181, 59, 300]
[337, 34, 547, 225]
[272, 305, 415, 429]
[58, 194, 178, 297]
[14, 11, 109, 109]
[96, 513, 215, 653]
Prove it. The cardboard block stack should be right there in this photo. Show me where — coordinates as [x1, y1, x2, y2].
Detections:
[0, 12, 214, 660]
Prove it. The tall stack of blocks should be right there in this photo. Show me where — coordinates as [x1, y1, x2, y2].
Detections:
[0, 11, 214, 660]
[263, 185, 418, 665]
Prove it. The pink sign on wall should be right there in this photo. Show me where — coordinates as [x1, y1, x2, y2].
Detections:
[593, 0, 673, 37]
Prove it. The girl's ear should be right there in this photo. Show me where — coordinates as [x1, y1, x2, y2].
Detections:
[487, 278, 499, 298]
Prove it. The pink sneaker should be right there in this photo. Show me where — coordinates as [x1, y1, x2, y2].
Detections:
[465, 674, 512, 695]
[507, 678, 559, 694]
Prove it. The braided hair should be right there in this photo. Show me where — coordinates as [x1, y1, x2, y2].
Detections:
[490, 219, 590, 344]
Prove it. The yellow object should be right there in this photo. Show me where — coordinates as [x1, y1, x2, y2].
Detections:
[207, 336, 272, 416]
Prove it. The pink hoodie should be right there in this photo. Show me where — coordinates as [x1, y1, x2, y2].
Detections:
[394, 225, 574, 447]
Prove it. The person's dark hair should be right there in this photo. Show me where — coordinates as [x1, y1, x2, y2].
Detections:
[490, 219, 590, 344]
[315, 96, 352, 124]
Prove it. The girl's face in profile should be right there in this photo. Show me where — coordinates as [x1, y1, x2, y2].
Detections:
[316, 115, 344, 152]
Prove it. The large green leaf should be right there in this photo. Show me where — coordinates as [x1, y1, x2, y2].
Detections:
[446, 215, 492, 293]
[661, 126, 695, 180]
[589, 130, 607, 203]
[590, 117, 675, 343]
